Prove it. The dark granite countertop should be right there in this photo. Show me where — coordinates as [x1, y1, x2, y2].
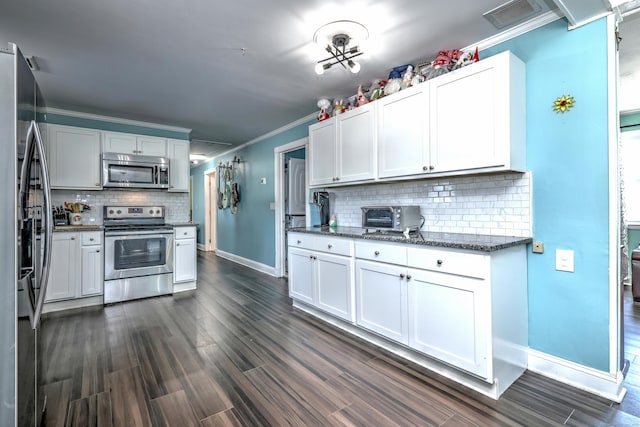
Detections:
[54, 225, 103, 232]
[169, 223, 198, 228]
[287, 226, 532, 252]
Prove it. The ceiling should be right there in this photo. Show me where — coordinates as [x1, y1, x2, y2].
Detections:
[0, 0, 635, 162]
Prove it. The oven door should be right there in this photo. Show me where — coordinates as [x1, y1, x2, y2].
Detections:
[361, 207, 395, 229]
[104, 230, 173, 280]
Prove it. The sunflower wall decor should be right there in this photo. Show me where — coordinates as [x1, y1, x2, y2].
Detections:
[553, 95, 575, 113]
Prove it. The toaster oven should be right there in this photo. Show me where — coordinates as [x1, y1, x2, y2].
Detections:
[361, 206, 422, 232]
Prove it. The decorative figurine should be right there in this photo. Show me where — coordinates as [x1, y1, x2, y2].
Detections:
[317, 98, 332, 121]
[357, 85, 369, 107]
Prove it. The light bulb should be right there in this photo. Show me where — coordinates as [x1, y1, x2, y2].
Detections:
[315, 63, 326, 75]
[348, 60, 360, 74]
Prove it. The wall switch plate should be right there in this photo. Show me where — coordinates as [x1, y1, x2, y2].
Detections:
[532, 241, 544, 254]
[556, 249, 574, 272]
[260, 177, 267, 184]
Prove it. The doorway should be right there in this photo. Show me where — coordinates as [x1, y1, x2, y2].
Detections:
[274, 138, 308, 277]
[203, 168, 217, 252]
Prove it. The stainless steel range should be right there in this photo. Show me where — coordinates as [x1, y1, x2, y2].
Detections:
[103, 205, 174, 304]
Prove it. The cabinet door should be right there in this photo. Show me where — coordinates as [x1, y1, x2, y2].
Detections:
[167, 139, 190, 192]
[80, 245, 103, 296]
[47, 125, 102, 189]
[355, 259, 408, 344]
[430, 54, 509, 173]
[137, 136, 167, 156]
[45, 233, 78, 301]
[337, 104, 376, 183]
[174, 238, 197, 283]
[309, 119, 336, 186]
[378, 84, 430, 178]
[408, 269, 489, 379]
[288, 247, 315, 304]
[102, 132, 137, 154]
[316, 252, 353, 322]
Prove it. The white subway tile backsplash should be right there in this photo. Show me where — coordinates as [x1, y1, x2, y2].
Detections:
[330, 172, 532, 237]
[51, 189, 190, 225]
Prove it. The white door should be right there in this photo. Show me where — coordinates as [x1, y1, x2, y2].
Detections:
[103, 132, 137, 154]
[80, 245, 103, 296]
[337, 103, 376, 183]
[355, 259, 408, 344]
[316, 252, 353, 322]
[287, 158, 306, 215]
[45, 233, 78, 301]
[174, 238, 197, 282]
[137, 136, 167, 156]
[47, 125, 102, 189]
[168, 139, 190, 192]
[309, 119, 336, 186]
[288, 247, 315, 304]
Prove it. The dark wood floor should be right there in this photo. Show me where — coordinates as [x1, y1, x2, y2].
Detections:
[40, 252, 640, 426]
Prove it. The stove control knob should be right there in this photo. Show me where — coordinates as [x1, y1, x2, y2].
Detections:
[116, 210, 122, 214]
[108, 209, 114, 215]
[149, 209, 154, 215]
[156, 209, 161, 215]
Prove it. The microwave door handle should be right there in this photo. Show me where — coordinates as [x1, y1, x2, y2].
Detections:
[30, 121, 52, 329]
[154, 165, 158, 184]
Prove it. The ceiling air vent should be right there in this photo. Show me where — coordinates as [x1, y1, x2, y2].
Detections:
[484, 0, 557, 29]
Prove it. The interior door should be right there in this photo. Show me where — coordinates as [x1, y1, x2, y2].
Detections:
[287, 158, 306, 216]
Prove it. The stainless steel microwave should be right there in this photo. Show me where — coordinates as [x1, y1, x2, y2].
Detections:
[102, 152, 169, 189]
[361, 206, 422, 232]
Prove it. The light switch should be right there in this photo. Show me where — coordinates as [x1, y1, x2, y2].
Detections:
[260, 177, 267, 184]
[556, 249, 574, 272]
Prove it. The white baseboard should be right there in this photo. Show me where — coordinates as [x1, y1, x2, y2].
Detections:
[215, 250, 277, 277]
[528, 349, 627, 402]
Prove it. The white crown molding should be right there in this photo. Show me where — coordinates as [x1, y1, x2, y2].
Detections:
[462, 10, 564, 53]
[210, 112, 317, 161]
[43, 107, 192, 134]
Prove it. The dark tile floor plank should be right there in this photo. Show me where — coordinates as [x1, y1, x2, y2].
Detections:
[40, 253, 640, 426]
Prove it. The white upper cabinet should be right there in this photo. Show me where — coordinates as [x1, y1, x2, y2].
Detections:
[309, 103, 376, 187]
[167, 139, 190, 192]
[429, 51, 525, 174]
[103, 132, 167, 156]
[46, 124, 102, 190]
[377, 84, 430, 178]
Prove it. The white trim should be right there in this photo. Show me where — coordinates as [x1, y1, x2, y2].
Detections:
[43, 107, 192, 134]
[461, 10, 563, 53]
[211, 113, 316, 160]
[203, 167, 217, 252]
[274, 138, 309, 277]
[173, 282, 196, 293]
[215, 249, 277, 277]
[528, 349, 627, 402]
[607, 14, 622, 378]
[197, 243, 207, 251]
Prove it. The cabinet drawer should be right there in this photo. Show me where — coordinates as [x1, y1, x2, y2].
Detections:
[175, 226, 196, 239]
[355, 240, 407, 265]
[81, 231, 102, 246]
[313, 235, 352, 256]
[288, 233, 314, 250]
[407, 247, 488, 279]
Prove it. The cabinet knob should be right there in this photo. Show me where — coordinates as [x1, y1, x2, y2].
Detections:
[89, 238, 94, 241]
[399, 273, 405, 279]
[429, 165, 435, 170]
[297, 240, 301, 244]
[96, 250, 100, 253]
[70, 237, 75, 240]
[328, 244, 332, 249]
[406, 274, 412, 280]
[183, 232, 187, 235]
[335, 177, 340, 181]
[437, 259, 443, 266]
[374, 250, 380, 256]
[309, 255, 314, 260]
[177, 243, 180, 246]
[422, 166, 428, 171]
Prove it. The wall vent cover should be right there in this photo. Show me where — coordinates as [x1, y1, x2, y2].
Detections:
[484, 0, 556, 29]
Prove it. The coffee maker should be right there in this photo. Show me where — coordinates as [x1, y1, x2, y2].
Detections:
[310, 191, 330, 227]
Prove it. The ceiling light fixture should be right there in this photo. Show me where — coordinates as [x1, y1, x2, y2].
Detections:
[313, 20, 368, 75]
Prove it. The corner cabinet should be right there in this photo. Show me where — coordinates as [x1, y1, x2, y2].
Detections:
[45, 125, 102, 190]
[167, 139, 190, 192]
[309, 103, 376, 187]
[173, 226, 197, 291]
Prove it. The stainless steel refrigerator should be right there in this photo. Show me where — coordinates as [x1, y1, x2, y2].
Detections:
[0, 43, 53, 426]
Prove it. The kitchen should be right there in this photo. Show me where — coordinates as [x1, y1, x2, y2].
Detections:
[1, 0, 638, 425]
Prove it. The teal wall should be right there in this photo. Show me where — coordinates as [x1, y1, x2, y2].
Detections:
[484, 18, 611, 370]
[191, 120, 315, 267]
[41, 112, 190, 140]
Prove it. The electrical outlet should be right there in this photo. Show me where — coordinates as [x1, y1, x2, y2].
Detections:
[532, 241, 544, 254]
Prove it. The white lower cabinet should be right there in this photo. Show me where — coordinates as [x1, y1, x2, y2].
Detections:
[46, 231, 103, 303]
[288, 231, 528, 398]
[288, 233, 354, 322]
[174, 226, 197, 286]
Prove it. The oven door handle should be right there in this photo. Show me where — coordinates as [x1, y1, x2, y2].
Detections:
[105, 231, 173, 238]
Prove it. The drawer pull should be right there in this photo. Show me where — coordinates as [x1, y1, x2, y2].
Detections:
[374, 251, 380, 256]
[437, 259, 443, 266]
[399, 273, 405, 279]
[328, 244, 332, 249]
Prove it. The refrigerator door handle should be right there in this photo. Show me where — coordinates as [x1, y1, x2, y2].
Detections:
[19, 121, 52, 329]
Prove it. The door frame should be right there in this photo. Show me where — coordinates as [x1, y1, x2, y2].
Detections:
[274, 137, 309, 277]
[203, 167, 217, 252]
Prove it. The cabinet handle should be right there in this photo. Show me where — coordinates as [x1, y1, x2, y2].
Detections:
[374, 250, 380, 256]
[437, 259, 443, 266]
[406, 274, 412, 280]
[399, 273, 405, 279]
[328, 244, 332, 249]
